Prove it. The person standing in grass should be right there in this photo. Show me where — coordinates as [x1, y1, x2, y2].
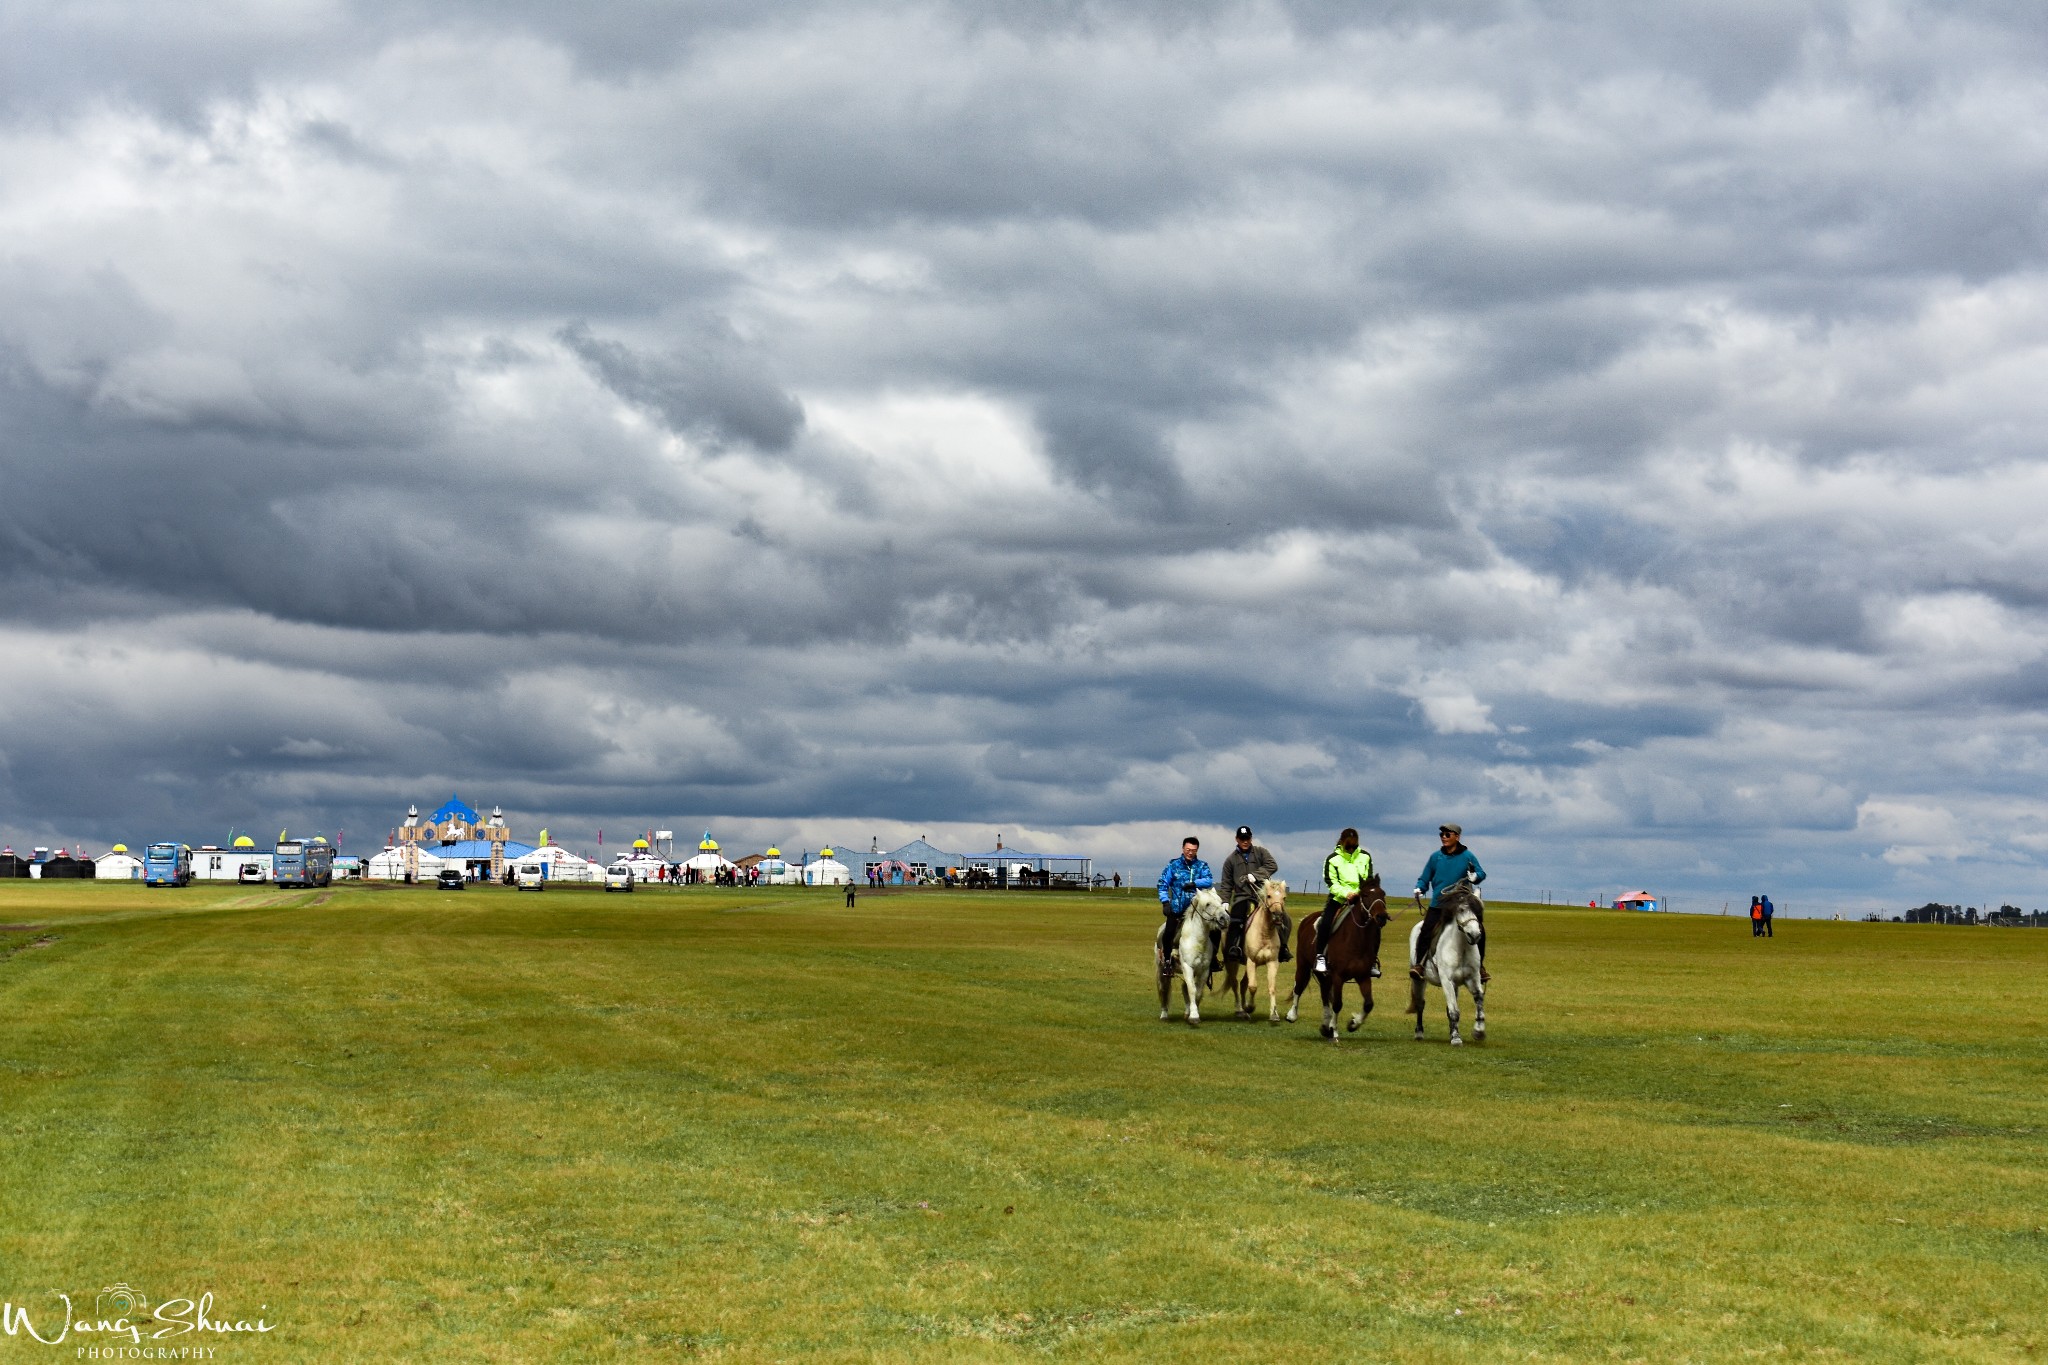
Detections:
[1761, 894, 1775, 937]
[1156, 837, 1213, 966]
[1750, 896, 1764, 936]
[1413, 823, 1487, 983]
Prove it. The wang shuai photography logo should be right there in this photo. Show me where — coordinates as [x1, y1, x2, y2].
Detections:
[1, 1282, 275, 1355]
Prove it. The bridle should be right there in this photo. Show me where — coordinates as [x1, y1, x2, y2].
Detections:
[1331, 881, 1388, 934]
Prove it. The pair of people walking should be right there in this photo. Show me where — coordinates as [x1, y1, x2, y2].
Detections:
[1749, 894, 1775, 936]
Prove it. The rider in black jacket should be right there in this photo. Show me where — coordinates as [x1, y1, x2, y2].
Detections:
[1219, 825, 1289, 968]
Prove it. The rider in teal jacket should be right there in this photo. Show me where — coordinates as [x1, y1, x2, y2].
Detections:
[1156, 836, 1214, 963]
[1414, 823, 1487, 980]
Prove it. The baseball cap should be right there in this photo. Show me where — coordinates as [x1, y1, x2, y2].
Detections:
[1235, 825, 1253, 839]
[1439, 823, 1462, 836]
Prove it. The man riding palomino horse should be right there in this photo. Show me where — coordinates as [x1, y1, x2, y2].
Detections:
[1220, 825, 1289, 972]
[1156, 836, 1214, 968]
[1413, 823, 1488, 984]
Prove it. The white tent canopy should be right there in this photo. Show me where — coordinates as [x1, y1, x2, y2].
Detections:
[608, 853, 668, 881]
[367, 846, 445, 880]
[96, 850, 143, 880]
[803, 851, 852, 886]
[511, 846, 596, 882]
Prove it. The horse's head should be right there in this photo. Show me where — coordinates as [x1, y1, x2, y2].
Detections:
[1256, 878, 1288, 917]
[1363, 875, 1390, 925]
[1188, 886, 1230, 926]
[1442, 881, 1484, 937]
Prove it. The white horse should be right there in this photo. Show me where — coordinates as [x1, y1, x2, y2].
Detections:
[1407, 881, 1486, 1045]
[1157, 887, 1231, 1026]
[1225, 878, 1290, 1022]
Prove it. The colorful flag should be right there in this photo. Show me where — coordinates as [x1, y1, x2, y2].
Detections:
[539, 828, 549, 847]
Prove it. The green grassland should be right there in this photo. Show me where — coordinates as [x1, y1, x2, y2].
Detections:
[0, 881, 2043, 1362]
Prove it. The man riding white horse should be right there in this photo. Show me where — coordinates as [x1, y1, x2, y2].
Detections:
[1413, 822, 1488, 983]
[1155, 836, 1214, 968]
[1219, 824, 1289, 975]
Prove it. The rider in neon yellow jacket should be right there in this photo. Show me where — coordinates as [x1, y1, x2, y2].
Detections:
[1312, 829, 1374, 973]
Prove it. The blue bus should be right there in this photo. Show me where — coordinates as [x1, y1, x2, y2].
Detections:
[144, 842, 192, 887]
[274, 837, 334, 889]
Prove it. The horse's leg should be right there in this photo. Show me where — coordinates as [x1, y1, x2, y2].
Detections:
[1411, 975, 1426, 1039]
[1472, 969, 1486, 1042]
[1183, 956, 1202, 1025]
[1445, 968, 1463, 1046]
[1265, 958, 1279, 1023]
[1321, 973, 1341, 1041]
[1285, 923, 1313, 1022]
[1156, 928, 1172, 1020]
[1348, 971, 1370, 1032]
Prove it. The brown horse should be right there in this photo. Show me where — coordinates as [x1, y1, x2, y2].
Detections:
[1285, 876, 1389, 1041]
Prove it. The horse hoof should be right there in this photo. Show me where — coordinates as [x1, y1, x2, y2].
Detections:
[1346, 1019, 1360, 1033]
[1319, 1025, 1335, 1040]
[1450, 1035, 1463, 1046]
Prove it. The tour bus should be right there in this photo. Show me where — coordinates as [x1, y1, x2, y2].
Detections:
[144, 842, 192, 887]
[273, 837, 334, 889]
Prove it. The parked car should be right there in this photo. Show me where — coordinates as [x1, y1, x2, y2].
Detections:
[604, 863, 635, 892]
[515, 867, 545, 891]
[436, 867, 466, 891]
[237, 863, 266, 884]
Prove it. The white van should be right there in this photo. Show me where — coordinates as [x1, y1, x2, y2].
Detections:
[604, 863, 635, 892]
[515, 866, 545, 891]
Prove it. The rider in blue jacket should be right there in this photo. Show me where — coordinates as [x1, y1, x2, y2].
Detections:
[1157, 836, 1214, 964]
[1414, 823, 1488, 981]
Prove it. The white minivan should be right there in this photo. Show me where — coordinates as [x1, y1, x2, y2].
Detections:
[604, 863, 635, 892]
[515, 866, 545, 891]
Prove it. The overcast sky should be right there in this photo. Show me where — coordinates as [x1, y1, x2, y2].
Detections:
[5, 1, 2048, 912]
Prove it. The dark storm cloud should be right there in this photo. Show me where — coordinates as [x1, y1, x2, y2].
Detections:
[558, 321, 805, 452]
[8, 1, 2048, 910]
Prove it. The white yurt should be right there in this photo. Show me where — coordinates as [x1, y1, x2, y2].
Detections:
[367, 845, 446, 881]
[803, 847, 852, 886]
[680, 831, 736, 880]
[617, 840, 670, 881]
[96, 844, 144, 880]
[757, 848, 801, 884]
[508, 845, 596, 883]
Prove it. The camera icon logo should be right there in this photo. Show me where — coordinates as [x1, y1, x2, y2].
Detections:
[95, 1283, 148, 1318]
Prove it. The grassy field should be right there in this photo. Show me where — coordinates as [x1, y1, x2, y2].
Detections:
[0, 880, 2043, 1363]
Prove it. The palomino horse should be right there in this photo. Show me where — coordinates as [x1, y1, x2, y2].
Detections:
[1157, 887, 1232, 1026]
[1224, 878, 1290, 1022]
[1408, 880, 1486, 1044]
[1285, 876, 1389, 1041]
